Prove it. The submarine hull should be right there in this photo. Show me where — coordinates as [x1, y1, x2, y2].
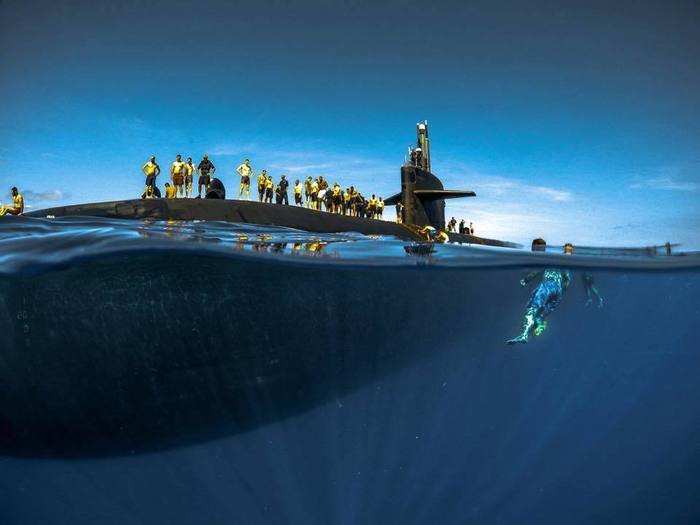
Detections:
[25, 198, 518, 248]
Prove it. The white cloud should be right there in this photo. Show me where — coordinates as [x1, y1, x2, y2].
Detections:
[209, 142, 260, 156]
[21, 189, 67, 202]
[630, 177, 698, 192]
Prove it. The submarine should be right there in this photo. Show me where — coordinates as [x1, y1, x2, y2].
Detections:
[0, 246, 517, 458]
[26, 122, 519, 249]
[0, 123, 523, 459]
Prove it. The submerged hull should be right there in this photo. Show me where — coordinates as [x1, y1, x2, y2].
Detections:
[26, 198, 518, 248]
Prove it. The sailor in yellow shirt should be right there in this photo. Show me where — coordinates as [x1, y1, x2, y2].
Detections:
[310, 179, 320, 210]
[342, 189, 351, 215]
[257, 170, 268, 202]
[367, 194, 378, 218]
[377, 197, 385, 219]
[264, 175, 274, 203]
[293, 179, 303, 205]
[141, 156, 161, 196]
[435, 230, 450, 243]
[184, 157, 195, 198]
[236, 159, 252, 200]
[0, 187, 24, 216]
[331, 183, 342, 213]
[164, 182, 177, 199]
[170, 154, 186, 198]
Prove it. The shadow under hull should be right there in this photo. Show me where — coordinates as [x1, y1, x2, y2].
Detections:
[0, 251, 496, 458]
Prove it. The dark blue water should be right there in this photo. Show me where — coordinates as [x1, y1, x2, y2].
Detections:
[0, 217, 698, 524]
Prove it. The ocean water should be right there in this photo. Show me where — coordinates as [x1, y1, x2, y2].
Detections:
[0, 217, 698, 524]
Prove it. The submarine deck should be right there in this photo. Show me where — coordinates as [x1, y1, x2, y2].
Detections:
[25, 198, 518, 248]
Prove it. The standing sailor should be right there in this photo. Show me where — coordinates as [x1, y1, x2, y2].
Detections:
[141, 156, 161, 196]
[196, 154, 215, 198]
[236, 158, 252, 200]
[265, 174, 274, 203]
[278, 175, 289, 205]
[170, 154, 186, 197]
[257, 170, 268, 202]
[294, 179, 303, 206]
[184, 157, 195, 198]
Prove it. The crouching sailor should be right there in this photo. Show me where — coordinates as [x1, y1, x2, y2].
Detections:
[0, 187, 24, 216]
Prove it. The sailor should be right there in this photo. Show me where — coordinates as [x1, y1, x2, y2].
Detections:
[164, 182, 176, 199]
[318, 176, 328, 191]
[265, 174, 274, 203]
[323, 186, 333, 212]
[143, 186, 157, 199]
[368, 194, 377, 218]
[418, 225, 436, 241]
[377, 197, 385, 219]
[0, 187, 24, 216]
[182, 157, 193, 198]
[278, 175, 289, 205]
[458, 219, 465, 234]
[304, 177, 313, 207]
[237, 158, 252, 200]
[294, 179, 303, 205]
[197, 154, 215, 198]
[343, 188, 351, 215]
[310, 178, 319, 210]
[257, 170, 268, 202]
[331, 183, 342, 213]
[141, 156, 161, 195]
[414, 147, 423, 167]
[395, 201, 403, 223]
[447, 217, 457, 232]
[469, 221, 474, 235]
[170, 155, 186, 197]
[435, 229, 449, 243]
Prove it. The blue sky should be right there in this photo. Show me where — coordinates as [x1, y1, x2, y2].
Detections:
[1, 0, 698, 248]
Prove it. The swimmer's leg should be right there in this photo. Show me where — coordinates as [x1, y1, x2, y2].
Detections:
[507, 309, 538, 345]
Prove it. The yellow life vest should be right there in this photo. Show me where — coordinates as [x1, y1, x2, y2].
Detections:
[294, 183, 302, 195]
[143, 162, 157, 176]
[171, 161, 184, 174]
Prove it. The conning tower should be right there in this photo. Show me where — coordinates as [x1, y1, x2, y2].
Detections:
[385, 121, 475, 230]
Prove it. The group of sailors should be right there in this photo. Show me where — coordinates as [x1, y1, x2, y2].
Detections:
[446, 217, 475, 235]
[140, 155, 387, 220]
[141, 155, 215, 199]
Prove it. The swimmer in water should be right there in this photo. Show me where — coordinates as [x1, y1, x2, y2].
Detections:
[507, 243, 603, 345]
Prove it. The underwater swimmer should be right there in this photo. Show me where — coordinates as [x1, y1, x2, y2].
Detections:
[507, 243, 603, 345]
[507, 268, 572, 345]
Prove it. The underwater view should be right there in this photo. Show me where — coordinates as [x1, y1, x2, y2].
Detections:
[1, 217, 698, 524]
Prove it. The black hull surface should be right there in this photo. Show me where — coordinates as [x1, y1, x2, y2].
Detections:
[25, 199, 518, 248]
[0, 252, 495, 457]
